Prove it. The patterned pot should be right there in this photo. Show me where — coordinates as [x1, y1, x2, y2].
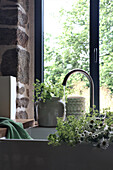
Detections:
[66, 96, 85, 117]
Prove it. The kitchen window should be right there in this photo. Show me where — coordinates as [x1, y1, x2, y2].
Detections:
[35, 0, 113, 112]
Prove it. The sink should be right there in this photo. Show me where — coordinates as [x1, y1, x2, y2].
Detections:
[26, 127, 56, 139]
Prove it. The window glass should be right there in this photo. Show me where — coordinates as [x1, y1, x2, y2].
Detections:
[100, 0, 113, 111]
[44, 0, 90, 111]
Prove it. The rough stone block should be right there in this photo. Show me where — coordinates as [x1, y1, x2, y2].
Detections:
[18, 10, 28, 27]
[7, 0, 29, 13]
[0, 28, 17, 45]
[21, 97, 29, 108]
[1, 48, 18, 76]
[1, 48, 30, 85]
[17, 29, 28, 48]
[16, 97, 29, 108]
[16, 98, 21, 108]
[0, 28, 28, 47]
[0, 9, 28, 27]
[0, 9, 18, 25]
[17, 49, 30, 84]
[17, 86, 25, 94]
[16, 111, 28, 119]
[1, 4, 19, 8]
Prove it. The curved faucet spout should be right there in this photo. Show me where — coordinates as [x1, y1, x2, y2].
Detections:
[62, 69, 94, 110]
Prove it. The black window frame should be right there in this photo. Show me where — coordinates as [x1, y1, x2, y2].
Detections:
[90, 0, 99, 111]
[35, 0, 100, 111]
[35, 0, 44, 83]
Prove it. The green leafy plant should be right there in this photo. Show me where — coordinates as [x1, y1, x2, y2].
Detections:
[33, 79, 64, 102]
[48, 108, 113, 149]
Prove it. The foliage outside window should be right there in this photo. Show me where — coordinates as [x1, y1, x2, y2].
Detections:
[44, 0, 113, 111]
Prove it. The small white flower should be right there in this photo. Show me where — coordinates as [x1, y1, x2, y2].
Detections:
[92, 134, 98, 139]
[84, 130, 88, 134]
[88, 132, 92, 136]
[99, 138, 109, 150]
[93, 134, 98, 138]
[90, 119, 94, 124]
[81, 133, 85, 137]
[92, 135, 95, 139]
[78, 140, 82, 144]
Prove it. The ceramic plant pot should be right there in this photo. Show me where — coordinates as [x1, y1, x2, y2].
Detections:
[35, 97, 64, 127]
[66, 96, 85, 117]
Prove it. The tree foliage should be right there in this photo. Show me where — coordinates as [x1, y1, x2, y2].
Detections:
[44, 0, 113, 93]
[99, 0, 113, 92]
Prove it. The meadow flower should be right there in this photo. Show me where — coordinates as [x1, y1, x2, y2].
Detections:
[84, 130, 88, 134]
[90, 119, 94, 124]
[99, 123, 103, 127]
[92, 135, 96, 139]
[48, 109, 113, 149]
[75, 130, 78, 134]
[92, 134, 99, 139]
[78, 140, 82, 144]
[88, 132, 92, 136]
[99, 138, 109, 149]
[81, 133, 85, 137]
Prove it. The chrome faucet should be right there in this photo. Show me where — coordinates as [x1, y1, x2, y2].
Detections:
[62, 69, 94, 110]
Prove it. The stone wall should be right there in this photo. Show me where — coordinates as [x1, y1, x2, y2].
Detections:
[0, 0, 34, 119]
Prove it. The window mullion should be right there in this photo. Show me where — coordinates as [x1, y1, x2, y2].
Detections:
[90, 0, 99, 111]
[35, 0, 44, 83]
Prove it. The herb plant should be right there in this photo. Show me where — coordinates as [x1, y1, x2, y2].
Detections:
[48, 108, 113, 149]
[33, 79, 64, 102]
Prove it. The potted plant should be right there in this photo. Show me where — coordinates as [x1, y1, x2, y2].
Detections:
[33, 79, 64, 127]
[48, 108, 113, 149]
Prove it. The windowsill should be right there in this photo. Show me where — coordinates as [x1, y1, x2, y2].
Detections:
[14, 119, 35, 129]
[0, 119, 35, 138]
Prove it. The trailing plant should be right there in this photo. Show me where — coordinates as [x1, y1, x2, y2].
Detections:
[48, 108, 113, 149]
[33, 79, 64, 102]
